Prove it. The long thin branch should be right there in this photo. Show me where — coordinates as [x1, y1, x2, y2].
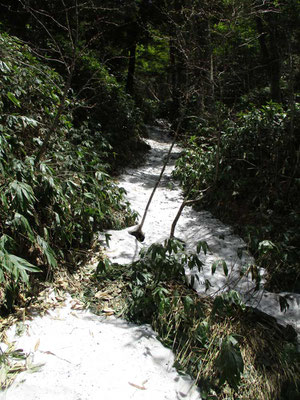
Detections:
[170, 187, 210, 238]
[19, 0, 67, 67]
[134, 117, 185, 236]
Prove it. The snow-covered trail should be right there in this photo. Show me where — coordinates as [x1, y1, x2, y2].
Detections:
[0, 126, 204, 400]
[1, 124, 299, 400]
[105, 124, 300, 335]
[1, 295, 201, 400]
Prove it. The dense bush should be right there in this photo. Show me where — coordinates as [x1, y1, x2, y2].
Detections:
[0, 32, 137, 311]
[126, 238, 206, 322]
[174, 102, 300, 291]
[72, 51, 146, 169]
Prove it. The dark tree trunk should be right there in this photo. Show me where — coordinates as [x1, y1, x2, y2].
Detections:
[256, 17, 269, 65]
[269, 28, 282, 103]
[126, 41, 137, 95]
[168, 0, 186, 126]
[256, 17, 281, 102]
[169, 38, 180, 120]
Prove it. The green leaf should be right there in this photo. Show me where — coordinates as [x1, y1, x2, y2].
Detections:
[37, 236, 57, 268]
[7, 92, 21, 107]
[9, 255, 40, 273]
[12, 213, 35, 242]
[8, 181, 36, 211]
[195, 256, 203, 270]
[0, 250, 40, 284]
[105, 234, 111, 247]
[0, 235, 15, 252]
[205, 279, 212, 291]
[237, 248, 243, 259]
[183, 295, 194, 313]
[279, 295, 290, 312]
[19, 116, 39, 128]
[96, 258, 111, 274]
[0, 60, 11, 72]
[95, 171, 109, 181]
[212, 261, 217, 275]
[153, 286, 169, 299]
[197, 241, 209, 255]
[54, 212, 61, 226]
[258, 240, 277, 254]
[215, 334, 244, 389]
[222, 260, 228, 276]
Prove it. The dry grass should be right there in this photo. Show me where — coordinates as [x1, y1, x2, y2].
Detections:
[156, 284, 299, 399]
[99, 273, 299, 400]
[1, 258, 299, 399]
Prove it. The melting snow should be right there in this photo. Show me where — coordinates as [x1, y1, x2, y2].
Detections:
[104, 124, 300, 335]
[2, 124, 299, 400]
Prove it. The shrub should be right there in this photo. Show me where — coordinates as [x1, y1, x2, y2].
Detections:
[0, 32, 136, 311]
[174, 102, 300, 290]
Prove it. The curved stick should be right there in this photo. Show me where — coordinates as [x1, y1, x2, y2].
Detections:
[170, 187, 211, 238]
[129, 117, 184, 242]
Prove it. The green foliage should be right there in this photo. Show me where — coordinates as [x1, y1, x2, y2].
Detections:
[136, 37, 169, 75]
[90, 234, 299, 399]
[0, 235, 40, 285]
[73, 51, 145, 167]
[212, 290, 246, 317]
[0, 31, 136, 310]
[127, 238, 205, 322]
[211, 259, 228, 277]
[0, 234, 40, 311]
[0, 341, 28, 389]
[175, 101, 300, 291]
[0, 32, 63, 129]
[215, 334, 244, 390]
[174, 134, 216, 197]
[135, 30, 169, 122]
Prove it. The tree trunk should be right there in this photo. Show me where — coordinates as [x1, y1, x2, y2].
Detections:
[169, 38, 180, 120]
[256, 17, 281, 103]
[126, 41, 137, 96]
[269, 28, 281, 103]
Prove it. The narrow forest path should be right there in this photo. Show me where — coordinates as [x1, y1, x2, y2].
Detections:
[1, 126, 203, 400]
[105, 124, 300, 335]
[1, 124, 299, 400]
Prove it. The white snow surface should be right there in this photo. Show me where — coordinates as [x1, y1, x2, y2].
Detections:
[1, 125, 204, 400]
[104, 124, 300, 334]
[2, 123, 299, 400]
[1, 295, 200, 400]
